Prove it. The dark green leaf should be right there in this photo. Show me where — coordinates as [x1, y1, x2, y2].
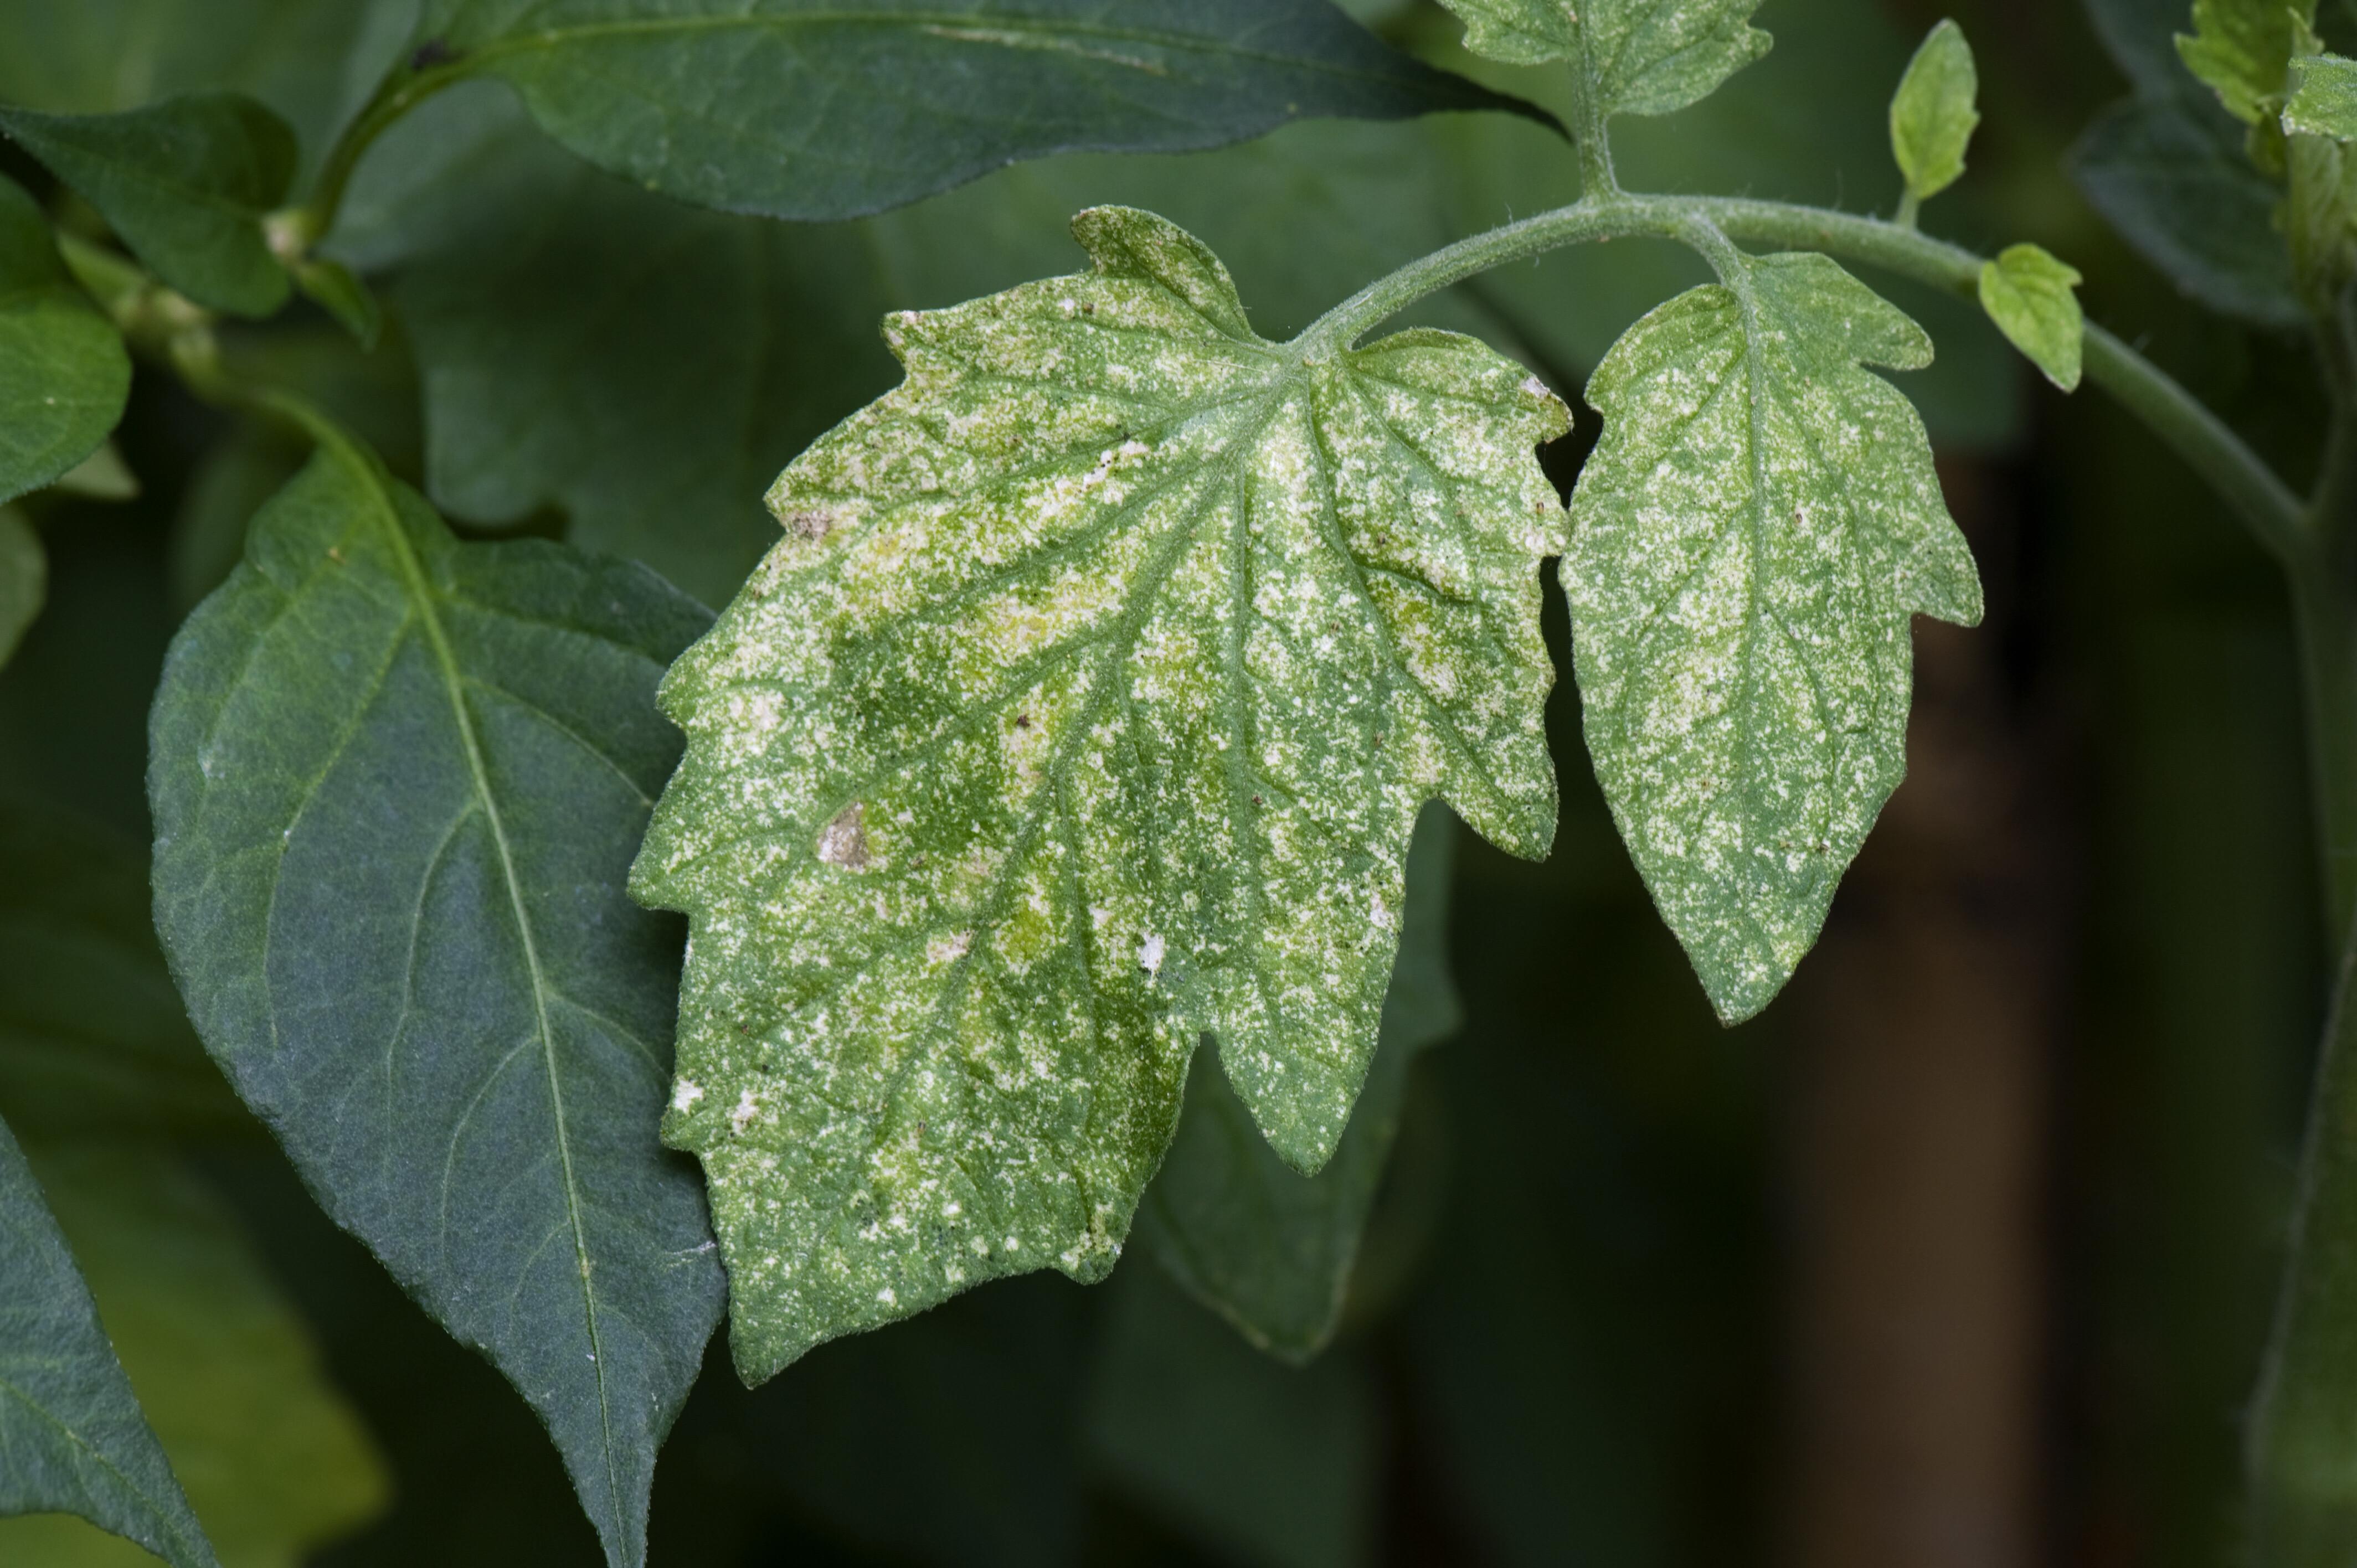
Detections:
[292, 257, 380, 348]
[415, 0, 1535, 221]
[0, 1111, 216, 1568]
[0, 798, 248, 1143]
[148, 425, 724, 1568]
[1085, 1262, 1377, 1568]
[1135, 801, 1458, 1361]
[0, 174, 130, 508]
[2082, 0, 2206, 95]
[2070, 95, 2306, 327]
[0, 93, 297, 317]
[0, 1147, 388, 1566]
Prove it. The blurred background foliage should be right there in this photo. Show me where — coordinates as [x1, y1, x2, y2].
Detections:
[0, 0, 2335, 1562]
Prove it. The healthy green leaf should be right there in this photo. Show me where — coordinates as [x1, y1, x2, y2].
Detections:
[1085, 1262, 1377, 1568]
[0, 798, 247, 1143]
[2070, 95, 2305, 327]
[632, 205, 1567, 1381]
[1978, 243, 2085, 392]
[0, 1147, 388, 1568]
[1889, 19, 1978, 204]
[0, 1111, 216, 1568]
[414, 0, 1536, 221]
[1431, 0, 1769, 117]
[1134, 801, 1458, 1361]
[147, 425, 724, 1568]
[2177, 0, 2317, 124]
[1567, 250, 1982, 1024]
[0, 510, 42, 673]
[0, 174, 130, 508]
[2288, 52, 2357, 138]
[0, 94, 296, 317]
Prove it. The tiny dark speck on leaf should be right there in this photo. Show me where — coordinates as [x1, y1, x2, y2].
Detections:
[1015, 713, 1031, 730]
[410, 38, 459, 70]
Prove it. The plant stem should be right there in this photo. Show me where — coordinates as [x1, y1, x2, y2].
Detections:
[281, 56, 475, 249]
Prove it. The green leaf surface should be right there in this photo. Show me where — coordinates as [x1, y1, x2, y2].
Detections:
[415, 0, 1533, 221]
[1978, 243, 2085, 392]
[2287, 51, 2357, 137]
[1432, 0, 1769, 116]
[1134, 800, 1458, 1361]
[632, 204, 1567, 1381]
[1567, 250, 1982, 1023]
[0, 510, 43, 673]
[2070, 95, 2305, 327]
[0, 1147, 388, 1568]
[1085, 1262, 1377, 1568]
[0, 1111, 215, 1568]
[2177, 0, 2318, 123]
[0, 798, 247, 1144]
[147, 426, 724, 1568]
[0, 94, 295, 317]
[1889, 19, 1978, 204]
[0, 174, 131, 508]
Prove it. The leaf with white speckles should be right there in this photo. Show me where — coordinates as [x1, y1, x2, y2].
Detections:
[1433, 0, 1769, 117]
[632, 205, 1568, 1383]
[1566, 250, 1982, 1025]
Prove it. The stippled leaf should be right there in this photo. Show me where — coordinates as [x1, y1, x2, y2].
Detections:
[1567, 250, 1982, 1023]
[631, 205, 1567, 1382]
[412, 0, 1535, 221]
[1135, 801, 1458, 1361]
[1432, 0, 1769, 117]
[2288, 51, 2357, 138]
[1979, 243, 2085, 391]
[148, 424, 724, 1567]
[0, 93, 297, 317]
[0, 174, 130, 508]
[1890, 19, 1978, 204]
[0, 1111, 215, 1568]
[2178, 0, 2317, 125]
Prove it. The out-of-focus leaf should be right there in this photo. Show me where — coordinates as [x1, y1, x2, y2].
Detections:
[0, 1112, 215, 1568]
[1979, 243, 2086, 391]
[148, 426, 723, 1568]
[290, 256, 379, 346]
[1135, 802, 1459, 1360]
[2083, 0, 2206, 95]
[0, 94, 296, 317]
[0, 798, 246, 1143]
[1568, 252, 1982, 1022]
[632, 205, 1567, 1383]
[1431, 0, 1769, 118]
[54, 442, 140, 502]
[2178, 0, 2317, 124]
[1085, 1262, 1377, 1568]
[2070, 95, 2307, 327]
[1889, 19, 1979, 204]
[0, 174, 130, 508]
[0, 1147, 387, 1568]
[415, 0, 1537, 221]
[0, 510, 42, 672]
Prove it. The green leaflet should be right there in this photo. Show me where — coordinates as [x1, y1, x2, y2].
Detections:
[632, 205, 1566, 1381]
[0, 1112, 216, 1568]
[1135, 800, 1459, 1361]
[1432, 0, 1769, 117]
[413, 0, 1534, 222]
[0, 1148, 388, 1568]
[0, 94, 296, 317]
[1979, 244, 2085, 392]
[0, 174, 131, 508]
[1567, 250, 1982, 1024]
[147, 426, 723, 1568]
[2288, 52, 2357, 138]
[1889, 19, 1978, 205]
[2177, 0, 2318, 125]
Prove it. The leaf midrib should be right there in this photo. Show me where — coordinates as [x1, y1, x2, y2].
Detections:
[309, 425, 624, 1541]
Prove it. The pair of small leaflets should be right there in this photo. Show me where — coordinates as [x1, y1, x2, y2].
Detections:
[632, 206, 1569, 1381]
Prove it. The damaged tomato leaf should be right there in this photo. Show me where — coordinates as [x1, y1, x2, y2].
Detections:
[631, 205, 1566, 1383]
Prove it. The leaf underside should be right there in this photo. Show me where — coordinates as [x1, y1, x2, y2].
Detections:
[0, 174, 130, 509]
[148, 436, 723, 1568]
[423, 0, 1536, 221]
[1567, 251, 1982, 1024]
[0, 1111, 216, 1568]
[1434, 0, 1769, 117]
[632, 204, 1567, 1383]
